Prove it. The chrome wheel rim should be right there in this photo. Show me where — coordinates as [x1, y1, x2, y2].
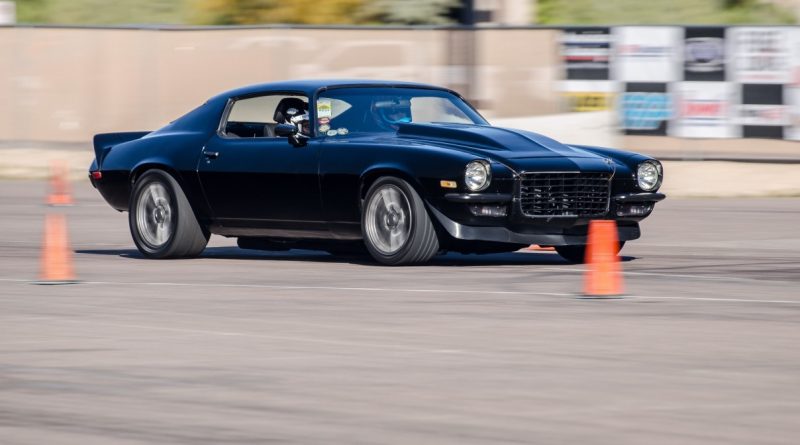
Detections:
[365, 185, 412, 255]
[136, 182, 173, 249]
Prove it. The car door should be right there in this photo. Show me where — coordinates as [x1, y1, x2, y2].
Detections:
[197, 93, 325, 237]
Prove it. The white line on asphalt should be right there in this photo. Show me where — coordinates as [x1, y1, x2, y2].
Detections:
[1, 277, 798, 305]
[537, 267, 791, 283]
[0, 240, 128, 247]
[22, 316, 487, 356]
[629, 295, 800, 304]
[1, 242, 794, 284]
[0, 277, 569, 297]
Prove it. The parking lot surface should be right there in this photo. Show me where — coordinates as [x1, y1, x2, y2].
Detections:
[1, 180, 799, 444]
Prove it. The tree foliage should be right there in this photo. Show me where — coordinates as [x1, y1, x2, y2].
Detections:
[191, 0, 366, 25]
[359, 0, 460, 25]
[192, 0, 460, 25]
[16, 0, 188, 25]
[15, 0, 462, 25]
[537, 0, 795, 25]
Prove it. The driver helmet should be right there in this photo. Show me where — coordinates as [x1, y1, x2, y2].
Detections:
[373, 98, 412, 128]
[285, 109, 310, 136]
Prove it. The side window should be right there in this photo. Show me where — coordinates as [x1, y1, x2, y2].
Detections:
[223, 94, 308, 139]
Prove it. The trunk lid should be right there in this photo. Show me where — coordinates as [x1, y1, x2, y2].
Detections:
[92, 132, 150, 168]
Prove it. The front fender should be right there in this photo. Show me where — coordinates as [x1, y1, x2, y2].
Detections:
[359, 164, 427, 201]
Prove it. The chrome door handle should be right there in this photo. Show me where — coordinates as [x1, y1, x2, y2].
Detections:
[204, 151, 220, 160]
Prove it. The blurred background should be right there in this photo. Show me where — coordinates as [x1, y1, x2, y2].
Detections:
[0, 0, 799, 190]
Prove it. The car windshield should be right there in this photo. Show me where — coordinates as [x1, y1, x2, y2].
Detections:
[314, 87, 487, 137]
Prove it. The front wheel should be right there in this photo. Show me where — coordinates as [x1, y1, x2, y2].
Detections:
[555, 241, 625, 264]
[362, 177, 439, 265]
[129, 170, 209, 259]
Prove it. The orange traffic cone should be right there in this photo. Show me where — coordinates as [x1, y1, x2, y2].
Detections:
[583, 220, 623, 297]
[35, 213, 77, 285]
[46, 161, 73, 206]
[527, 244, 555, 251]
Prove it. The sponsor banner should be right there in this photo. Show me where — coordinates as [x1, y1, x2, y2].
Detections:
[562, 92, 613, 112]
[0, 1, 15, 25]
[559, 80, 616, 93]
[670, 82, 736, 138]
[738, 84, 787, 139]
[790, 29, 800, 85]
[615, 26, 682, 82]
[620, 83, 671, 136]
[729, 27, 792, 84]
[738, 104, 789, 126]
[787, 28, 800, 86]
[785, 86, 800, 140]
[684, 27, 726, 81]
[562, 27, 611, 80]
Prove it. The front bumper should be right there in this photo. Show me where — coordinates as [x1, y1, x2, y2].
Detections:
[428, 205, 641, 246]
[614, 192, 666, 203]
[429, 191, 664, 246]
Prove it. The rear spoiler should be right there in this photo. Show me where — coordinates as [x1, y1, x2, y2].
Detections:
[93, 132, 150, 168]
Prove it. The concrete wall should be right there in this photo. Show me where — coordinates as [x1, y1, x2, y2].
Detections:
[1, 25, 798, 159]
[0, 26, 561, 143]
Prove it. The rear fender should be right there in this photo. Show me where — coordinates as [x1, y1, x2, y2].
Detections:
[129, 161, 209, 223]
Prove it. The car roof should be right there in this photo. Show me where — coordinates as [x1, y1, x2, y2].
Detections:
[212, 79, 458, 101]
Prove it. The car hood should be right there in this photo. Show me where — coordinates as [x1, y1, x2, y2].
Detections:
[390, 122, 614, 172]
[394, 122, 598, 157]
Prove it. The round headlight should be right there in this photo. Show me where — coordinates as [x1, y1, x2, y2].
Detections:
[637, 161, 662, 191]
[465, 160, 491, 192]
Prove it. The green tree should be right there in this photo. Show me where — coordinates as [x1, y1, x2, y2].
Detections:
[191, 0, 366, 25]
[15, 0, 49, 23]
[360, 0, 460, 25]
[537, 0, 795, 25]
[16, 0, 188, 25]
[15, 0, 463, 25]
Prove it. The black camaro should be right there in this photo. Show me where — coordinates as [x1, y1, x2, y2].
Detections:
[89, 79, 664, 265]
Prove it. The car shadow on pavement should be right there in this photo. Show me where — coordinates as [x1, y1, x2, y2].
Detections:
[76, 247, 637, 266]
[75, 247, 375, 265]
[431, 252, 637, 266]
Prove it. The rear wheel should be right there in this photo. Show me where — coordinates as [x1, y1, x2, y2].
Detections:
[129, 170, 209, 259]
[362, 177, 439, 265]
[555, 241, 625, 264]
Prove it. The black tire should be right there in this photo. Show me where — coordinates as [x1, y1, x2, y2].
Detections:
[555, 241, 625, 264]
[129, 170, 209, 259]
[361, 177, 439, 265]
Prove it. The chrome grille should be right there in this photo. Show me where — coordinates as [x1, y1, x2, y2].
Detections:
[519, 172, 611, 217]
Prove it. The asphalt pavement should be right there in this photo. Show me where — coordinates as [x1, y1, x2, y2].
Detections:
[1, 180, 799, 444]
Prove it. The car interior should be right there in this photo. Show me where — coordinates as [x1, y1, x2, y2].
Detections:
[224, 95, 308, 138]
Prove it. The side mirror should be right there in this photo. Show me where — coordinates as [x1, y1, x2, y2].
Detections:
[274, 123, 298, 137]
